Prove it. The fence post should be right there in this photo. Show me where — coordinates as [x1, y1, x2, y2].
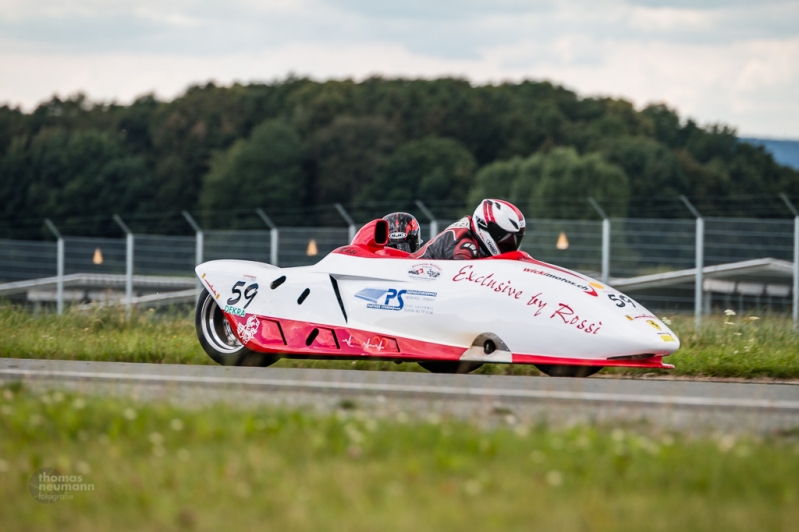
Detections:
[256, 209, 279, 266]
[182, 211, 204, 297]
[780, 194, 799, 330]
[44, 219, 64, 315]
[113, 215, 134, 314]
[415, 200, 439, 242]
[335, 203, 357, 243]
[588, 198, 610, 285]
[795, 217, 798, 330]
[182, 211, 204, 266]
[680, 196, 704, 330]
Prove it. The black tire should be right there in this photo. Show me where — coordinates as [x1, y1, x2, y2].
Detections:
[195, 288, 280, 367]
[535, 364, 603, 378]
[417, 361, 483, 374]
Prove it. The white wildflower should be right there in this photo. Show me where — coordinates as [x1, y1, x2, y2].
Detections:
[545, 471, 563, 486]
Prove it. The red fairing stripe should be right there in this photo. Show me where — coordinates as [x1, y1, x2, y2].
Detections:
[512, 354, 673, 369]
[223, 313, 673, 369]
[224, 313, 464, 361]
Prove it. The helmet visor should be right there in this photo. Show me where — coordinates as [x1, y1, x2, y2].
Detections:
[493, 228, 525, 254]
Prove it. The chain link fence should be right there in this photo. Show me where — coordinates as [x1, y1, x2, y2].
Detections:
[1, 216, 796, 317]
[0, 239, 57, 282]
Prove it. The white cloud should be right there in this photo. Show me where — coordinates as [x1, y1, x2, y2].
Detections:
[0, 0, 797, 137]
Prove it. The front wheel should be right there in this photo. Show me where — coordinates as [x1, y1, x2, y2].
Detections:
[195, 288, 280, 367]
[417, 361, 483, 374]
[535, 364, 602, 378]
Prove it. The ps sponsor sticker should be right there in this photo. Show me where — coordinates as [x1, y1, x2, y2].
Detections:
[355, 288, 437, 314]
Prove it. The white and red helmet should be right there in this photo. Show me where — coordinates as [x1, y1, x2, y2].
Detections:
[472, 199, 526, 256]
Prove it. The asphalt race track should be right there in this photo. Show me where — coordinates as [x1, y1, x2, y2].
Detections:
[1, 358, 798, 433]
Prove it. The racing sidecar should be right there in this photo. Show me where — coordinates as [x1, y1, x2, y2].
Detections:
[194, 219, 679, 377]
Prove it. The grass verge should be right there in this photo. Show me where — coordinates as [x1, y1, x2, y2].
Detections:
[1, 305, 798, 379]
[1, 382, 798, 531]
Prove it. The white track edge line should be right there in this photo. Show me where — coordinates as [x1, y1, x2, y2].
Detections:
[1, 368, 798, 410]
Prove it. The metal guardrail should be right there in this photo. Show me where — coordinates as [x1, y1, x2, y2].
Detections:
[0, 274, 195, 297]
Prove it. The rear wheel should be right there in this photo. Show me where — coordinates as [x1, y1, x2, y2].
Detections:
[535, 364, 602, 378]
[195, 288, 280, 367]
[417, 361, 483, 374]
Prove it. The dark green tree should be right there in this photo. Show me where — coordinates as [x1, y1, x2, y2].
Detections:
[307, 116, 397, 209]
[355, 136, 476, 207]
[599, 136, 688, 217]
[199, 119, 307, 218]
[0, 127, 154, 236]
[469, 147, 629, 218]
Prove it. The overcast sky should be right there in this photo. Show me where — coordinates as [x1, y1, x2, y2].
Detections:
[1, 0, 798, 138]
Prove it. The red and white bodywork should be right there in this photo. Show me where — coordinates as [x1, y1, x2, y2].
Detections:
[196, 220, 678, 371]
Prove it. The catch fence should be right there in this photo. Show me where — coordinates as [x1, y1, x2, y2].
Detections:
[1, 215, 797, 324]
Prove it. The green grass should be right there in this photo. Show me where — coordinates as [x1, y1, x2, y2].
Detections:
[1, 382, 798, 531]
[0, 305, 208, 365]
[1, 305, 798, 379]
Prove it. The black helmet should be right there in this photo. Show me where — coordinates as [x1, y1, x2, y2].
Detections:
[382, 212, 422, 253]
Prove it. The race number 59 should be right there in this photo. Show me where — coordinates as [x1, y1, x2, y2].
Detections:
[228, 281, 258, 309]
[608, 294, 636, 308]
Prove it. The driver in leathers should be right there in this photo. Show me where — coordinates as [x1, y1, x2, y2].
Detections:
[410, 199, 525, 260]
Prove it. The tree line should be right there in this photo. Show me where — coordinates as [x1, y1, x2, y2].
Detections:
[0, 77, 797, 238]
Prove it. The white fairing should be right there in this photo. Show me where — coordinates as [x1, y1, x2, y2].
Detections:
[197, 252, 679, 362]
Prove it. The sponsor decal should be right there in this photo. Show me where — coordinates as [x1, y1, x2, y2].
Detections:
[631, 314, 657, 320]
[389, 231, 407, 240]
[224, 305, 246, 317]
[659, 333, 676, 343]
[408, 263, 441, 282]
[342, 335, 355, 347]
[355, 288, 437, 314]
[243, 274, 257, 281]
[522, 267, 598, 297]
[484, 238, 499, 256]
[646, 320, 662, 331]
[452, 265, 524, 300]
[201, 274, 220, 299]
[237, 316, 260, 344]
[526, 292, 548, 316]
[626, 315, 633, 321]
[363, 337, 386, 351]
[589, 282, 605, 290]
[550, 303, 602, 334]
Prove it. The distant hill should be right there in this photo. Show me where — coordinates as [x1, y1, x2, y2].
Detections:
[740, 138, 799, 170]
